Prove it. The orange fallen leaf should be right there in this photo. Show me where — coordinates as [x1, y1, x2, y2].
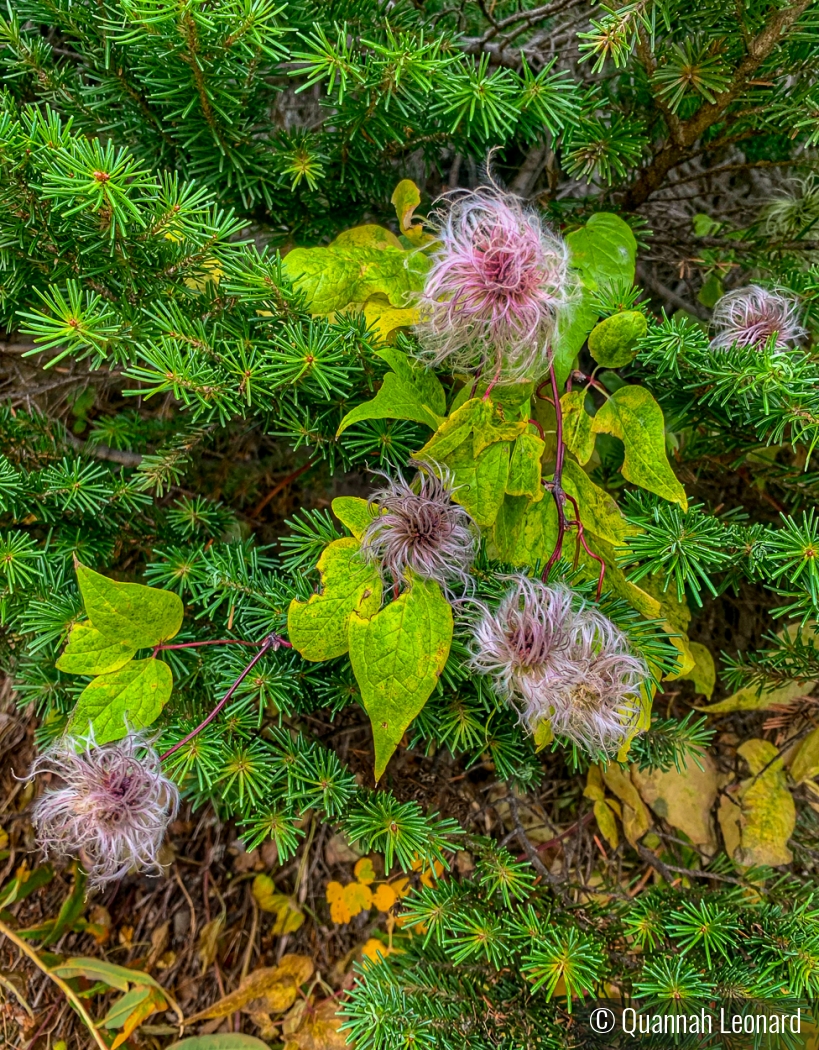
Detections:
[372, 883, 397, 913]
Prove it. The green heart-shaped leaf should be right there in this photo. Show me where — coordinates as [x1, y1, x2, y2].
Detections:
[56, 622, 138, 676]
[348, 575, 453, 782]
[76, 563, 184, 649]
[66, 657, 173, 745]
[287, 538, 382, 662]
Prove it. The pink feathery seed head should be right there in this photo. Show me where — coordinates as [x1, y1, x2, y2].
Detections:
[30, 731, 179, 888]
[710, 285, 806, 352]
[468, 577, 578, 698]
[537, 605, 646, 753]
[469, 578, 646, 753]
[359, 462, 479, 593]
[415, 188, 572, 382]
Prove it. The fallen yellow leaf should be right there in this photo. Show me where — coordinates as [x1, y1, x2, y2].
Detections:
[343, 880, 373, 917]
[184, 954, 314, 1023]
[718, 739, 795, 868]
[353, 857, 376, 885]
[632, 753, 718, 856]
[602, 763, 651, 847]
[593, 800, 619, 850]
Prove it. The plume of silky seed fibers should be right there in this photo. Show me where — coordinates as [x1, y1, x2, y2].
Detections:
[469, 577, 646, 753]
[415, 188, 572, 382]
[710, 285, 806, 352]
[30, 731, 179, 887]
[360, 465, 478, 594]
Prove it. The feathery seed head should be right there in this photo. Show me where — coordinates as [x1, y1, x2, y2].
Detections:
[416, 188, 572, 381]
[360, 464, 478, 593]
[469, 576, 646, 753]
[30, 732, 179, 888]
[710, 285, 805, 352]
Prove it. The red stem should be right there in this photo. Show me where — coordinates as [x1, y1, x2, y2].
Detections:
[159, 632, 290, 761]
[539, 360, 606, 599]
[154, 639, 264, 654]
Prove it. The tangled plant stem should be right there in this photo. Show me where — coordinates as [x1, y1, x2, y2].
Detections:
[539, 361, 606, 598]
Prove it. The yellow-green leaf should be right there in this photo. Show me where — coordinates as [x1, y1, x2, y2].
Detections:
[560, 390, 595, 465]
[51, 957, 166, 994]
[587, 311, 647, 368]
[331, 496, 378, 539]
[471, 413, 527, 456]
[56, 622, 137, 676]
[282, 241, 429, 316]
[506, 432, 545, 502]
[565, 213, 637, 289]
[682, 641, 716, 699]
[252, 876, 305, 935]
[593, 800, 619, 850]
[66, 658, 173, 745]
[562, 458, 637, 546]
[697, 677, 814, 714]
[337, 371, 442, 434]
[331, 225, 403, 250]
[632, 753, 718, 855]
[362, 297, 419, 343]
[288, 539, 382, 662]
[348, 575, 453, 781]
[532, 719, 554, 752]
[416, 398, 487, 461]
[790, 727, 819, 784]
[338, 348, 445, 435]
[492, 495, 558, 566]
[391, 180, 431, 246]
[554, 214, 637, 386]
[718, 739, 795, 868]
[591, 386, 687, 509]
[444, 436, 510, 528]
[601, 763, 651, 847]
[75, 563, 184, 649]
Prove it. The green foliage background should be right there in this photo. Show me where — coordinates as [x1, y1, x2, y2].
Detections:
[1, 0, 819, 1047]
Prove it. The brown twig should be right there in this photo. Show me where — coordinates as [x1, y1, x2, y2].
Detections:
[250, 459, 315, 518]
[622, 0, 813, 208]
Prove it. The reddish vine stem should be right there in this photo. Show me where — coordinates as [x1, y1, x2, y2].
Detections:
[159, 632, 290, 762]
[538, 360, 606, 599]
[152, 638, 264, 657]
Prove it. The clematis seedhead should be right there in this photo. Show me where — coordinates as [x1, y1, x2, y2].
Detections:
[360, 463, 478, 594]
[30, 731, 179, 888]
[710, 285, 805, 352]
[469, 576, 646, 752]
[416, 188, 572, 382]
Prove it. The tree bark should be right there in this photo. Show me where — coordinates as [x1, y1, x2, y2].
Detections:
[622, 0, 814, 210]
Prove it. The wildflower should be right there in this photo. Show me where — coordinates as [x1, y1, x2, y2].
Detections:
[710, 285, 805, 352]
[30, 731, 179, 887]
[416, 188, 571, 382]
[469, 577, 646, 752]
[360, 464, 478, 593]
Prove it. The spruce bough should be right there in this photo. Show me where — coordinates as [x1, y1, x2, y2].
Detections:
[1, 1, 819, 1047]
